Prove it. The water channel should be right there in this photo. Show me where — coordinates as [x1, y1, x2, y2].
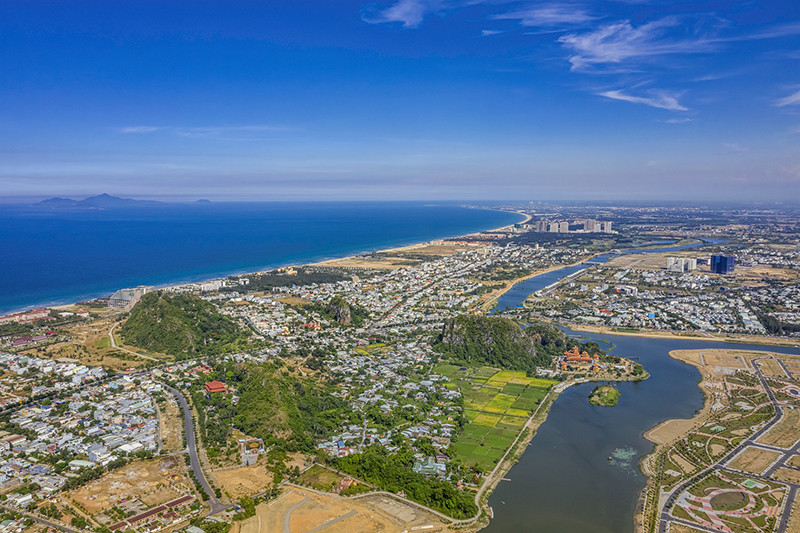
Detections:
[483, 242, 800, 532]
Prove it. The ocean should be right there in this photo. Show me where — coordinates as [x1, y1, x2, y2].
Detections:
[0, 201, 520, 315]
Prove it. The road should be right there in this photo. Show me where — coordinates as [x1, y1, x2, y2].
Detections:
[108, 322, 158, 361]
[163, 384, 230, 514]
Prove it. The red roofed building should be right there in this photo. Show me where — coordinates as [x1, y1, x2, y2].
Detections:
[205, 380, 227, 394]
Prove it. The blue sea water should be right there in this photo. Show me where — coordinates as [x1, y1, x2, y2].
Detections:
[0, 202, 520, 315]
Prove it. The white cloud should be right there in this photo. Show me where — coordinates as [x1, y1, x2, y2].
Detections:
[493, 4, 596, 29]
[775, 89, 800, 107]
[665, 117, 692, 124]
[599, 89, 688, 111]
[118, 125, 292, 138]
[120, 126, 161, 134]
[361, 0, 445, 28]
[558, 17, 711, 71]
[481, 29, 504, 37]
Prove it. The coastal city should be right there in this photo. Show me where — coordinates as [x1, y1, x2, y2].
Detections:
[0, 203, 798, 533]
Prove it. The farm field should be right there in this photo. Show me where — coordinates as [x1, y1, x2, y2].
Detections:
[436, 364, 555, 471]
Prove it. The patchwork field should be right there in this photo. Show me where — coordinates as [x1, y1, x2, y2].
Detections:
[436, 364, 555, 471]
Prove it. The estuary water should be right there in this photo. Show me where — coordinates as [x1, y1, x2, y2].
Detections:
[483, 333, 800, 533]
[0, 202, 520, 315]
[485, 241, 800, 532]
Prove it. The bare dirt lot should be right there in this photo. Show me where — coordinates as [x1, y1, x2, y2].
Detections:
[772, 468, 800, 485]
[787, 491, 800, 533]
[757, 408, 800, 449]
[22, 315, 147, 370]
[159, 396, 183, 453]
[646, 419, 698, 445]
[757, 358, 790, 378]
[238, 486, 454, 533]
[68, 457, 192, 516]
[213, 458, 274, 499]
[787, 455, 800, 469]
[728, 446, 781, 475]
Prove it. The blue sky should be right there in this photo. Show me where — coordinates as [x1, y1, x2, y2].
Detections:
[1, 0, 799, 202]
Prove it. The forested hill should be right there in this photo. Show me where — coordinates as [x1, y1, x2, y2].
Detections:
[121, 292, 247, 358]
[435, 315, 605, 372]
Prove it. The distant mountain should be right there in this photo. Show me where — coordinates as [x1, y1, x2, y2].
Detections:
[34, 193, 165, 209]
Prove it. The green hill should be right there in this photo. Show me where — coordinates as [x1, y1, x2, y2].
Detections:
[232, 366, 347, 451]
[436, 315, 606, 372]
[120, 292, 247, 358]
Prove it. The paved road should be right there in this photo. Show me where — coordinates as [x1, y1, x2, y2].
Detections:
[282, 496, 310, 533]
[304, 510, 357, 533]
[109, 322, 158, 361]
[163, 384, 229, 514]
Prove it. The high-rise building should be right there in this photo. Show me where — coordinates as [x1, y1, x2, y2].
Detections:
[600, 221, 613, 233]
[667, 257, 685, 272]
[710, 255, 735, 274]
[685, 258, 697, 271]
[558, 221, 570, 233]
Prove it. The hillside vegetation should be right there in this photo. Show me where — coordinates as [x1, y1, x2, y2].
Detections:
[436, 315, 607, 373]
[232, 365, 347, 451]
[121, 292, 247, 358]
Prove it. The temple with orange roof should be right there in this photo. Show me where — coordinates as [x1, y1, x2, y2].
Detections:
[560, 346, 602, 372]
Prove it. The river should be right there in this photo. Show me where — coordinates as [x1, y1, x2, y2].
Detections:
[483, 241, 800, 532]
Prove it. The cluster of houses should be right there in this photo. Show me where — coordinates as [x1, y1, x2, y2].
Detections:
[0, 353, 107, 407]
[530, 255, 797, 335]
[0, 375, 160, 507]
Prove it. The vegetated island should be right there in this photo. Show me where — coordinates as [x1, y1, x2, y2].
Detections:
[589, 385, 620, 406]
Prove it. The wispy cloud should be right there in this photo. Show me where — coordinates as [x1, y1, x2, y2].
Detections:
[119, 125, 294, 138]
[481, 29, 504, 37]
[558, 17, 713, 72]
[775, 89, 800, 107]
[120, 126, 161, 134]
[665, 117, 692, 124]
[599, 89, 688, 111]
[493, 4, 596, 29]
[361, 0, 446, 28]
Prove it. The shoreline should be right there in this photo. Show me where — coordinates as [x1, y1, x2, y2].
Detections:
[566, 323, 800, 348]
[1, 207, 526, 317]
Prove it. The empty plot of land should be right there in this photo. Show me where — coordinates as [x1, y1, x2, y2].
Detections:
[771, 468, 800, 485]
[159, 397, 183, 452]
[244, 488, 452, 533]
[757, 409, 800, 449]
[728, 446, 781, 475]
[786, 491, 800, 533]
[213, 459, 274, 499]
[758, 358, 790, 378]
[787, 455, 800, 469]
[69, 457, 188, 515]
[671, 453, 697, 474]
[646, 419, 698, 445]
[668, 523, 708, 533]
